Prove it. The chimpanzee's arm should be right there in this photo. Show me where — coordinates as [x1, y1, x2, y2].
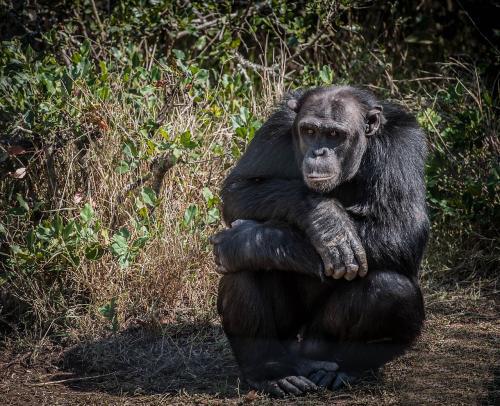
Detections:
[211, 220, 325, 280]
[221, 175, 367, 279]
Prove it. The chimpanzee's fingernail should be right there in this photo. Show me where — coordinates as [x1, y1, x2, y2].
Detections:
[333, 267, 346, 279]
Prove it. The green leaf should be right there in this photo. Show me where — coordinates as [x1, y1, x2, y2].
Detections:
[172, 147, 182, 160]
[140, 187, 157, 207]
[63, 221, 76, 240]
[132, 52, 140, 68]
[207, 207, 220, 224]
[85, 244, 105, 260]
[97, 86, 110, 100]
[239, 106, 249, 123]
[80, 203, 94, 223]
[110, 228, 130, 263]
[98, 297, 116, 318]
[172, 49, 185, 60]
[194, 69, 209, 85]
[202, 187, 213, 202]
[116, 160, 130, 174]
[98, 298, 118, 332]
[231, 144, 241, 158]
[179, 130, 196, 149]
[99, 60, 108, 81]
[183, 204, 198, 226]
[132, 235, 149, 250]
[61, 72, 73, 94]
[123, 140, 138, 159]
[80, 39, 91, 56]
[159, 127, 170, 140]
[319, 65, 333, 84]
[16, 193, 29, 212]
[53, 215, 63, 235]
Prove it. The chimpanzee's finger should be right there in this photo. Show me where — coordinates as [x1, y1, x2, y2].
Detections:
[231, 219, 259, 228]
[317, 371, 337, 388]
[284, 375, 317, 393]
[351, 240, 368, 277]
[276, 377, 303, 395]
[339, 243, 358, 280]
[332, 247, 346, 279]
[317, 246, 334, 276]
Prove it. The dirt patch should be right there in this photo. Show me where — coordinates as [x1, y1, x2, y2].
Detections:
[1, 292, 498, 405]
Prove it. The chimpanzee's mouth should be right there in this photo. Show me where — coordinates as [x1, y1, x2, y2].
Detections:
[306, 174, 334, 182]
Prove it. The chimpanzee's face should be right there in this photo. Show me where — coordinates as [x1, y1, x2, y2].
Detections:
[289, 88, 382, 193]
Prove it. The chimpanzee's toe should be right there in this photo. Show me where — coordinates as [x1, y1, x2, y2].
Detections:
[248, 375, 318, 397]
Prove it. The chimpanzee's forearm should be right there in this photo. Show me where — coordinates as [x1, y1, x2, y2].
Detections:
[221, 176, 368, 278]
[212, 220, 324, 279]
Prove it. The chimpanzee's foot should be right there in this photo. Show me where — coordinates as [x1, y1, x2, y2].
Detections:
[295, 358, 339, 376]
[243, 358, 339, 397]
[297, 358, 358, 390]
[296, 358, 342, 389]
[247, 375, 318, 397]
[331, 372, 358, 389]
[308, 369, 358, 390]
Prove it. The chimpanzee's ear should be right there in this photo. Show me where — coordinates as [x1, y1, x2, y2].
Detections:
[287, 98, 300, 113]
[365, 105, 386, 136]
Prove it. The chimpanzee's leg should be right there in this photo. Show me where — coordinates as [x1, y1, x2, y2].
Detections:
[218, 271, 337, 396]
[297, 270, 425, 389]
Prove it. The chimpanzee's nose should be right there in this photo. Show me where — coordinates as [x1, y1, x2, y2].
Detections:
[313, 148, 328, 157]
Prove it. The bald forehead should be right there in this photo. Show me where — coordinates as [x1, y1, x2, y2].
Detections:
[299, 88, 363, 127]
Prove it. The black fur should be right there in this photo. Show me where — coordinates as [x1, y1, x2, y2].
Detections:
[212, 86, 429, 397]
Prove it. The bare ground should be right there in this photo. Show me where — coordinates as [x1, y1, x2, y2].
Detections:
[1, 289, 498, 406]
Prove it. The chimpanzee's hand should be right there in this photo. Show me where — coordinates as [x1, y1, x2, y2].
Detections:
[306, 199, 368, 281]
[210, 220, 260, 274]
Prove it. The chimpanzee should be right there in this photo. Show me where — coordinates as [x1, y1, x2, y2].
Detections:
[211, 85, 429, 397]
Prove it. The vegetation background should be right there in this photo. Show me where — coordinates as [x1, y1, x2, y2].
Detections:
[0, 0, 498, 404]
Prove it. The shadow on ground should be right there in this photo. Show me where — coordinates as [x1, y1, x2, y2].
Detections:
[58, 323, 242, 397]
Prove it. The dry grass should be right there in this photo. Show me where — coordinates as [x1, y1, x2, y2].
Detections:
[1, 69, 288, 340]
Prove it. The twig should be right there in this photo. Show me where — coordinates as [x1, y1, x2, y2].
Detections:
[392, 76, 454, 82]
[234, 52, 280, 77]
[45, 146, 58, 202]
[176, 16, 234, 40]
[90, 0, 105, 40]
[14, 125, 34, 134]
[287, 30, 325, 63]
[28, 372, 117, 386]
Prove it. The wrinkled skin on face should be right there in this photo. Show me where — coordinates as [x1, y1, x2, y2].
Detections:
[288, 88, 383, 193]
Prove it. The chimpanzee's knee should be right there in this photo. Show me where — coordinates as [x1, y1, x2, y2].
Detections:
[217, 271, 300, 338]
[319, 271, 425, 343]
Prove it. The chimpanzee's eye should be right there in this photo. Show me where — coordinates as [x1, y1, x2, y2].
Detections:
[307, 128, 314, 135]
[330, 130, 336, 136]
